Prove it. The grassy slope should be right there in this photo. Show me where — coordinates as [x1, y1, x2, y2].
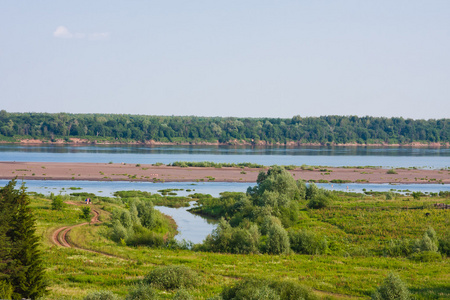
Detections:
[32, 194, 450, 299]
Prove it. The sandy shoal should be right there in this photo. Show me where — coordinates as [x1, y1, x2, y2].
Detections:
[0, 161, 448, 185]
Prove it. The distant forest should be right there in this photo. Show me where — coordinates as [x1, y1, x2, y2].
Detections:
[0, 110, 448, 145]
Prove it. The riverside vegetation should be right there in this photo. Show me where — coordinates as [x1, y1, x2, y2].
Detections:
[0, 110, 449, 145]
[1, 167, 449, 299]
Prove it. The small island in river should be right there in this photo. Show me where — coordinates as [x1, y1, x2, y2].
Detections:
[0, 161, 448, 184]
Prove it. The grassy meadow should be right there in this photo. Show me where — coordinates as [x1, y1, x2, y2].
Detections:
[27, 186, 450, 300]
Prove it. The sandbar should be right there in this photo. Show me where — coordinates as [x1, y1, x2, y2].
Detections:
[0, 161, 448, 184]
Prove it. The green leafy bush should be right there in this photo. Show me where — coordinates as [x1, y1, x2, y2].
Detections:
[173, 289, 194, 300]
[84, 290, 119, 300]
[144, 265, 199, 290]
[51, 195, 64, 210]
[307, 194, 332, 209]
[0, 280, 13, 300]
[220, 279, 318, 300]
[264, 224, 290, 255]
[125, 283, 158, 300]
[289, 230, 328, 255]
[409, 251, 442, 262]
[371, 273, 410, 300]
[438, 235, 450, 256]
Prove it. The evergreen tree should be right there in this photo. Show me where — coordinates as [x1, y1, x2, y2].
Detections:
[0, 180, 47, 299]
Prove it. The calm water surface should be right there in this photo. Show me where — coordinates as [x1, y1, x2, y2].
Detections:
[0, 144, 449, 169]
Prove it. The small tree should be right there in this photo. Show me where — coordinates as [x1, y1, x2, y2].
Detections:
[307, 194, 331, 209]
[371, 273, 410, 300]
[51, 195, 64, 210]
[81, 207, 92, 222]
[265, 224, 290, 255]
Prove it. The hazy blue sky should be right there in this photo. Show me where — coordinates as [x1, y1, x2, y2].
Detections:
[1, 1, 449, 119]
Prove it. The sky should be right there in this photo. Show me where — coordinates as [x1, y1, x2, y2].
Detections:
[1, 1, 449, 119]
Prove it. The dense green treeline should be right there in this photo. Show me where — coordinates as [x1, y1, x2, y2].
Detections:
[0, 110, 448, 144]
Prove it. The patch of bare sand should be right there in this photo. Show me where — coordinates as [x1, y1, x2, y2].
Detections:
[0, 161, 448, 184]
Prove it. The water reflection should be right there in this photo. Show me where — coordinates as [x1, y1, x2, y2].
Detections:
[0, 144, 449, 168]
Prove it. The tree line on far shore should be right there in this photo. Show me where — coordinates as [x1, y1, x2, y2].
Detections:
[0, 110, 448, 145]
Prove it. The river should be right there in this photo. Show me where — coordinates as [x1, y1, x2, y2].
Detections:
[0, 144, 449, 169]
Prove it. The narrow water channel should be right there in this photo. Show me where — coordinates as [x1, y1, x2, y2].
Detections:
[154, 202, 218, 244]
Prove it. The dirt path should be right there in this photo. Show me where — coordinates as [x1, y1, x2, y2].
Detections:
[51, 208, 100, 248]
[50, 205, 133, 261]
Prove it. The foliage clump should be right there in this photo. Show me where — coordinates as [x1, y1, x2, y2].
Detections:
[84, 290, 120, 300]
[125, 283, 159, 300]
[109, 198, 174, 247]
[384, 227, 440, 259]
[144, 265, 199, 290]
[371, 273, 410, 300]
[289, 230, 328, 255]
[220, 278, 318, 300]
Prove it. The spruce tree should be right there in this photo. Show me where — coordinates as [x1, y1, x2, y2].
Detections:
[0, 180, 47, 299]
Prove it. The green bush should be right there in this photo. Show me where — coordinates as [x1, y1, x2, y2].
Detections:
[125, 283, 158, 300]
[384, 239, 414, 257]
[307, 194, 331, 209]
[144, 265, 199, 290]
[84, 290, 119, 300]
[438, 235, 450, 256]
[173, 289, 194, 300]
[385, 192, 394, 200]
[0, 280, 13, 300]
[51, 195, 64, 210]
[371, 273, 410, 300]
[264, 224, 290, 255]
[270, 280, 319, 300]
[289, 230, 328, 255]
[201, 219, 260, 254]
[409, 251, 442, 262]
[220, 279, 318, 300]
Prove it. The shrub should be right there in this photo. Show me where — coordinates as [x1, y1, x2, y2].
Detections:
[270, 280, 319, 300]
[307, 194, 331, 209]
[409, 251, 442, 262]
[84, 290, 119, 300]
[384, 239, 414, 257]
[289, 230, 328, 255]
[0, 281, 13, 300]
[125, 283, 158, 300]
[386, 169, 397, 174]
[371, 273, 410, 300]
[385, 192, 394, 200]
[264, 224, 290, 255]
[411, 191, 421, 200]
[81, 206, 91, 221]
[221, 279, 275, 300]
[51, 195, 64, 210]
[111, 220, 128, 242]
[438, 235, 450, 256]
[173, 289, 194, 300]
[221, 279, 318, 300]
[126, 229, 164, 247]
[144, 265, 199, 290]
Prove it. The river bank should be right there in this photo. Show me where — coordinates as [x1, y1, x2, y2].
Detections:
[0, 138, 448, 147]
[0, 161, 448, 184]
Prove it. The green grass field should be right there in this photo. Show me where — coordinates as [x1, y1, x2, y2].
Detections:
[31, 191, 450, 299]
